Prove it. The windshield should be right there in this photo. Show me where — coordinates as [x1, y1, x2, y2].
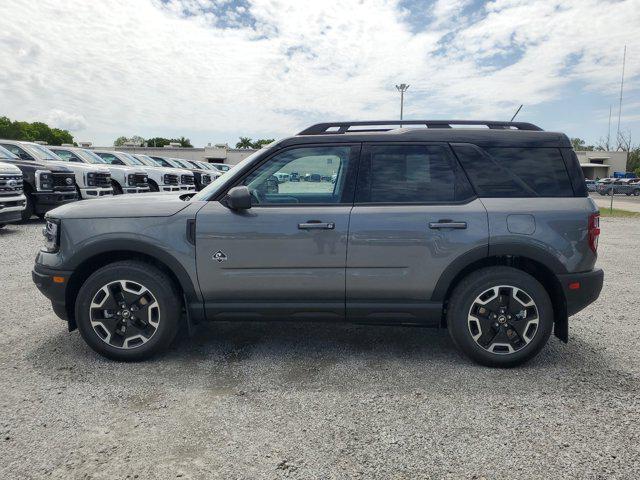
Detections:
[213, 163, 230, 171]
[0, 145, 19, 160]
[27, 143, 63, 161]
[149, 156, 172, 168]
[81, 149, 108, 164]
[192, 148, 266, 201]
[171, 158, 191, 169]
[132, 154, 157, 166]
[120, 152, 145, 166]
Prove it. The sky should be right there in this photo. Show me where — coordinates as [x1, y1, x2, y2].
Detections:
[0, 0, 639, 148]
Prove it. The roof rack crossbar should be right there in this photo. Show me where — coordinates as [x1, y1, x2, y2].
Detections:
[298, 120, 543, 135]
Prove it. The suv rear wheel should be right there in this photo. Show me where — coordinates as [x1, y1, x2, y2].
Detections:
[447, 267, 553, 367]
[75, 260, 181, 361]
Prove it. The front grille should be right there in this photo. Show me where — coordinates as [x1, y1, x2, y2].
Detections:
[180, 174, 195, 185]
[0, 174, 23, 197]
[164, 174, 179, 185]
[52, 172, 76, 192]
[128, 173, 148, 187]
[94, 172, 111, 188]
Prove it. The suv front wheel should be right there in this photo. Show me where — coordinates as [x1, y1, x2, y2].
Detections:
[75, 260, 181, 361]
[447, 267, 553, 367]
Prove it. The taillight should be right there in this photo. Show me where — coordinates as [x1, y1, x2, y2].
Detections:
[588, 213, 600, 253]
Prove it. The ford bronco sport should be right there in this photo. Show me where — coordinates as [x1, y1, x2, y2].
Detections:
[32, 120, 603, 367]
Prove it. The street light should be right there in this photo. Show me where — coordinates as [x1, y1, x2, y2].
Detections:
[395, 83, 410, 125]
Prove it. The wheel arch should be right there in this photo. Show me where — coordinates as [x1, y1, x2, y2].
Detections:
[65, 243, 202, 330]
[433, 246, 568, 342]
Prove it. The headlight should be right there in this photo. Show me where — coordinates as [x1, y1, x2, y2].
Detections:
[85, 172, 96, 187]
[42, 218, 60, 252]
[35, 170, 54, 191]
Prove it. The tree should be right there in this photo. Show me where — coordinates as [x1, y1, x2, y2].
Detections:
[236, 137, 254, 149]
[570, 138, 594, 151]
[113, 136, 129, 146]
[251, 138, 275, 149]
[0, 115, 74, 145]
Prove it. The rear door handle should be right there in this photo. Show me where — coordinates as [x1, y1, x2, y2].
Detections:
[298, 220, 335, 230]
[429, 220, 467, 229]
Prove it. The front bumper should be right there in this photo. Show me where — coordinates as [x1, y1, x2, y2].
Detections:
[558, 268, 604, 316]
[32, 263, 73, 321]
[160, 185, 181, 192]
[179, 185, 197, 192]
[32, 191, 77, 214]
[123, 186, 150, 194]
[79, 187, 113, 199]
[0, 194, 26, 224]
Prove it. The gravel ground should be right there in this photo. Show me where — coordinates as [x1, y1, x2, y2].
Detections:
[1, 218, 639, 479]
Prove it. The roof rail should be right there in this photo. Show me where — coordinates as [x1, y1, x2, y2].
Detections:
[298, 120, 543, 135]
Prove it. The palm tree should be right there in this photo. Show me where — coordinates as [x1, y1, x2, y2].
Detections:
[236, 137, 253, 149]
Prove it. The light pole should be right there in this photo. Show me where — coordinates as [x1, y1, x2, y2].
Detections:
[396, 83, 409, 126]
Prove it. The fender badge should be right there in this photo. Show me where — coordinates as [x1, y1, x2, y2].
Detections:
[212, 250, 227, 263]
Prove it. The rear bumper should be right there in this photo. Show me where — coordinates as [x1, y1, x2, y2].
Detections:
[32, 191, 77, 214]
[558, 268, 604, 316]
[32, 263, 72, 321]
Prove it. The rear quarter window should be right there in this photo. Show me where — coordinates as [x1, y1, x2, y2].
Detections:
[452, 144, 575, 197]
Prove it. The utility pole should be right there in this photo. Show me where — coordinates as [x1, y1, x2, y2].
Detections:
[616, 45, 626, 148]
[395, 84, 409, 126]
[607, 105, 612, 150]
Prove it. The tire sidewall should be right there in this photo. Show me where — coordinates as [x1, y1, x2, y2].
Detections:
[75, 262, 180, 361]
[448, 267, 553, 367]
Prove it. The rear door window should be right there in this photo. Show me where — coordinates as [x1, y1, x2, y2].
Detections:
[453, 144, 574, 197]
[355, 144, 474, 204]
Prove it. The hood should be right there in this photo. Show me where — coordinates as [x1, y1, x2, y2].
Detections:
[0, 161, 21, 174]
[47, 160, 110, 173]
[137, 165, 174, 175]
[104, 164, 146, 174]
[48, 192, 191, 219]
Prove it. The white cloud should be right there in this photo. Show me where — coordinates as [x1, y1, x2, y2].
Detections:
[0, 0, 638, 146]
[43, 109, 88, 131]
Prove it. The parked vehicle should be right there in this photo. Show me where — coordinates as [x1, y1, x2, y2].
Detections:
[585, 179, 597, 192]
[32, 120, 602, 367]
[209, 162, 230, 173]
[9, 143, 114, 199]
[49, 146, 150, 195]
[274, 172, 290, 183]
[144, 156, 204, 191]
[94, 151, 181, 193]
[133, 155, 197, 192]
[0, 141, 77, 221]
[183, 160, 224, 179]
[596, 179, 640, 196]
[0, 158, 26, 227]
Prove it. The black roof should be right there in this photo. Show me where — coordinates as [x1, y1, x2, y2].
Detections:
[280, 120, 571, 148]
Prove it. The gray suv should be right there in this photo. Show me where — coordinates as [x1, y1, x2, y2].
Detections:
[32, 120, 603, 367]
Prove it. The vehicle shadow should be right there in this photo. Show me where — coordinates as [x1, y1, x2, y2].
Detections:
[28, 318, 637, 397]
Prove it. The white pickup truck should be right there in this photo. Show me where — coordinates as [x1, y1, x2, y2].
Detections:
[94, 151, 189, 193]
[49, 146, 150, 195]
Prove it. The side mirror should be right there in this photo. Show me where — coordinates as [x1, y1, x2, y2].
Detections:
[225, 185, 252, 210]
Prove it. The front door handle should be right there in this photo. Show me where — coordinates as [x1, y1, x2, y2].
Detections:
[429, 220, 467, 229]
[298, 220, 335, 230]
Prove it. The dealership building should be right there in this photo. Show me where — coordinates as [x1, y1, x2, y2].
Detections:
[86, 143, 257, 166]
[576, 150, 627, 180]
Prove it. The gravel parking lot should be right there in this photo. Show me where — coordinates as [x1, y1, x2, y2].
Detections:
[1, 218, 639, 479]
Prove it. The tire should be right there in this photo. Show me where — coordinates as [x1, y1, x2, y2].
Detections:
[75, 260, 182, 361]
[634, 190, 640, 196]
[148, 180, 159, 192]
[447, 266, 553, 368]
[112, 180, 123, 195]
[20, 193, 34, 222]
